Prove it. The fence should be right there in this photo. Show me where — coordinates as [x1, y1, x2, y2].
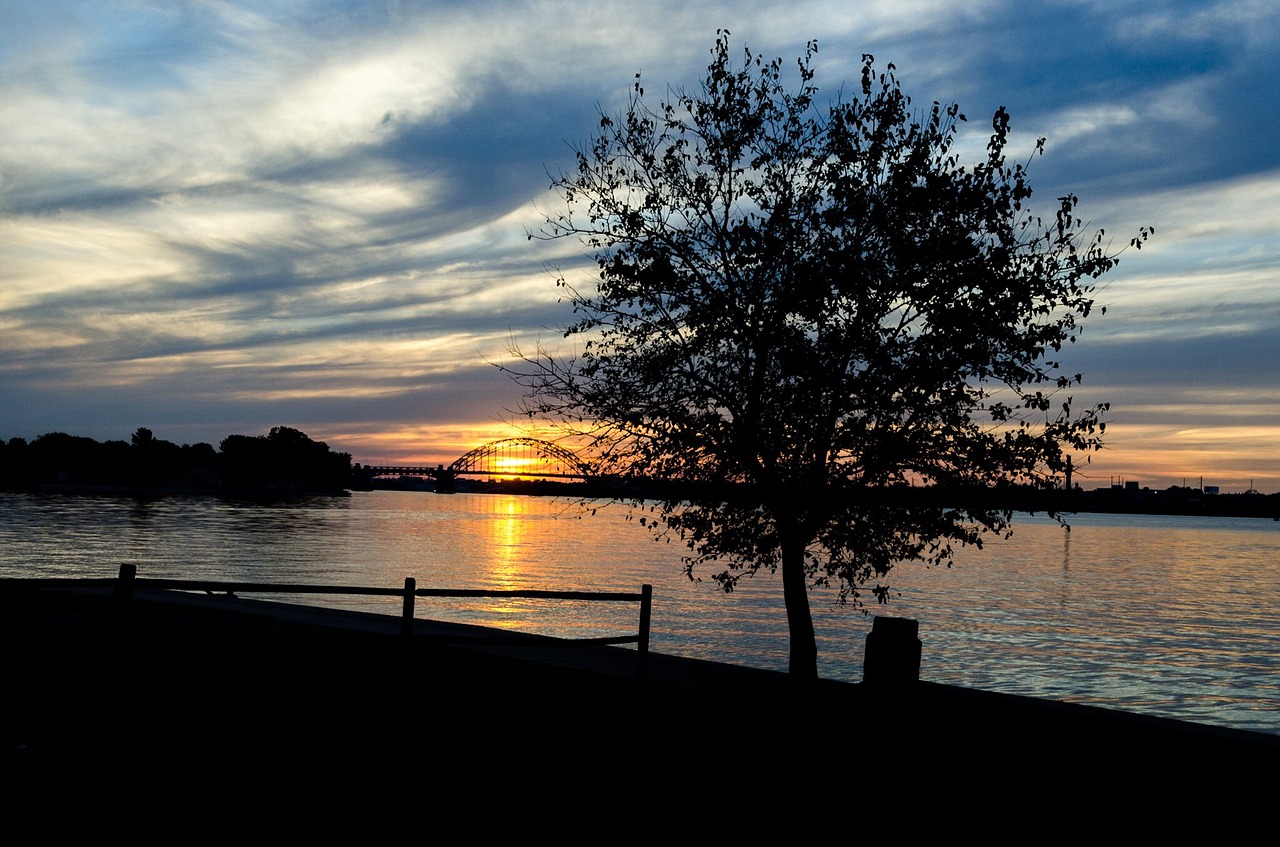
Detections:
[92, 563, 651, 677]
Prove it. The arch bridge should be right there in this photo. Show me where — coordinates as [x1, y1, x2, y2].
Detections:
[361, 438, 592, 483]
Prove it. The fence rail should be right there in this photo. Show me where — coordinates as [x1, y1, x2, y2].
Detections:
[34, 564, 654, 677]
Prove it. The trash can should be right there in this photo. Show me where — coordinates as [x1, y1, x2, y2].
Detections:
[863, 615, 921, 684]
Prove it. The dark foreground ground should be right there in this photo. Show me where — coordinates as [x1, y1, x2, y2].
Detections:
[3, 582, 1277, 831]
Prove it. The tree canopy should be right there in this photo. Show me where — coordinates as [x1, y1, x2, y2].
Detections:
[510, 32, 1150, 678]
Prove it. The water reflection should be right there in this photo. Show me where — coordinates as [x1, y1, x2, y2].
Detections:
[480, 495, 529, 628]
[878, 512, 1280, 730]
[486, 495, 527, 587]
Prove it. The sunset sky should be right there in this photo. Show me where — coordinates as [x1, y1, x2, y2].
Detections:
[2, 1, 1278, 492]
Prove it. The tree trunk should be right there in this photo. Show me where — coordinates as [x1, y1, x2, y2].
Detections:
[780, 528, 818, 680]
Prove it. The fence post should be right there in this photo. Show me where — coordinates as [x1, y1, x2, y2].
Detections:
[401, 577, 416, 640]
[113, 563, 136, 634]
[636, 584, 652, 680]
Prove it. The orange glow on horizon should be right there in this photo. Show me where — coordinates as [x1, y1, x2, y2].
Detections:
[312, 419, 1280, 495]
[315, 422, 545, 468]
[491, 455, 546, 477]
[1067, 422, 1280, 493]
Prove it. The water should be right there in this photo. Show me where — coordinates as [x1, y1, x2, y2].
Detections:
[2, 489, 1277, 734]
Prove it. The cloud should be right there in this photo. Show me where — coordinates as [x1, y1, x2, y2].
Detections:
[1, 1, 1279, 488]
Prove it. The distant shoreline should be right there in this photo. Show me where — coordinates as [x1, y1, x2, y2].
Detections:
[6, 482, 350, 499]
[361, 474, 1280, 520]
[5, 478, 1277, 521]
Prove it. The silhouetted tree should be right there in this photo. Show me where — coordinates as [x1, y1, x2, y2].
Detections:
[182, 441, 218, 468]
[26, 432, 111, 484]
[131, 427, 155, 449]
[128, 426, 186, 486]
[0, 437, 32, 487]
[219, 427, 351, 493]
[511, 33, 1151, 678]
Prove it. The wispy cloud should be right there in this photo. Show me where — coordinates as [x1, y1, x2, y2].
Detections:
[1, 1, 1278, 489]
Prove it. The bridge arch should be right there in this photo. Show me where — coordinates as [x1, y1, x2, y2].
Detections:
[448, 438, 592, 480]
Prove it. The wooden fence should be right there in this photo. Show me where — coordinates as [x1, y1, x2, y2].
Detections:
[92, 563, 651, 677]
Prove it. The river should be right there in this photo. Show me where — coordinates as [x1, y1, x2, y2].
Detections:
[2, 489, 1277, 735]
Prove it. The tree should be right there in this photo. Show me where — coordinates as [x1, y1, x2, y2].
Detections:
[218, 426, 352, 493]
[509, 32, 1150, 679]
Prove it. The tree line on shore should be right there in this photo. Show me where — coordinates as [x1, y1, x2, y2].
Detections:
[0, 426, 353, 495]
[2, 425, 1275, 519]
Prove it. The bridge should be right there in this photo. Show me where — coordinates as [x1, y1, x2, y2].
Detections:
[357, 438, 593, 490]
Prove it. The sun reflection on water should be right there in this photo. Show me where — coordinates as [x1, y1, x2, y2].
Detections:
[485, 495, 528, 588]
[478, 495, 531, 629]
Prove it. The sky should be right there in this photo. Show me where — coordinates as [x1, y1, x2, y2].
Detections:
[1, 0, 1278, 492]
